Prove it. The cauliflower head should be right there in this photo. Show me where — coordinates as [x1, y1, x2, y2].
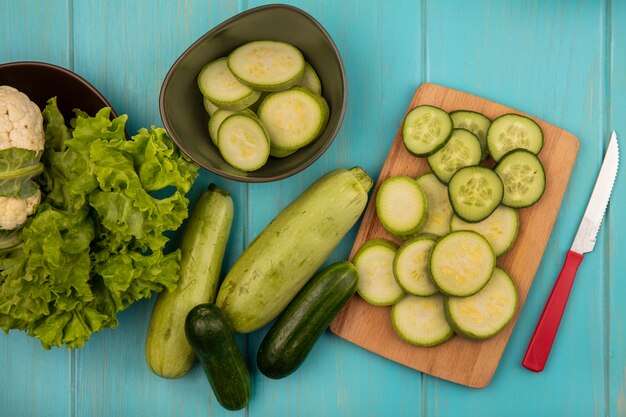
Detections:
[0, 189, 41, 231]
[0, 85, 45, 151]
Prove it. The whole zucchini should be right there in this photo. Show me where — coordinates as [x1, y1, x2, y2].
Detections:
[185, 304, 251, 411]
[257, 261, 359, 379]
[145, 184, 233, 378]
[216, 167, 372, 333]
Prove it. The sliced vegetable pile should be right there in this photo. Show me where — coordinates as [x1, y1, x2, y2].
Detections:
[0, 96, 198, 349]
[198, 40, 328, 171]
[356, 105, 546, 346]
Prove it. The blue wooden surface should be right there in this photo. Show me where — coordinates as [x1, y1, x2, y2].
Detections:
[0, 0, 624, 416]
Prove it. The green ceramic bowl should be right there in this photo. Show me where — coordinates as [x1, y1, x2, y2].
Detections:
[160, 4, 347, 182]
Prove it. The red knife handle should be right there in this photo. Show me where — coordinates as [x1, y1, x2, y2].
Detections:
[522, 250, 584, 372]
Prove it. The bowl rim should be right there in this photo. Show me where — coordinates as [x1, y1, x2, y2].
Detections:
[159, 3, 347, 183]
[0, 60, 118, 118]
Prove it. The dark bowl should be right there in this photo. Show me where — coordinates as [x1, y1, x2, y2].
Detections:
[0, 61, 117, 120]
[160, 4, 347, 182]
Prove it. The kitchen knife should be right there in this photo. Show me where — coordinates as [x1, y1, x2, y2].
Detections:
[522, 131, 619, 372]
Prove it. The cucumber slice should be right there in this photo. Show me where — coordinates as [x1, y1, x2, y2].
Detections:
[448, 166, 504, 223]
[297, 62, 322, 95]
[450, 205, 519, 256]
[203, 97, 219, 116]
[376, 176, 428, 240]
[228, 41, 305, 91]
[392, 294, 454, 347]
[393, 235, 438, 296]
[427, 128, 482, 184]
[197, 57, 261, 110]
[208, 108, 255, 146]
[487, 113, 543, 161]
[450, 110, 491, 160]
[494, 150, 546, 208]
[445, 267, 517, 339]
[402, 105, 453, 157]
[217, 114, 270, 171]
[416, 173, 452, 236]
[258, 87, 329, 151]
[429, 231, 495, 296]
[353, 239, 404, 306]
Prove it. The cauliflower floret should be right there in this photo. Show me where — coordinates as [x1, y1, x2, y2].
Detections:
[0, 86, 45, 152]
[24, 188, 41, 215]
[0, 189, 41, 230]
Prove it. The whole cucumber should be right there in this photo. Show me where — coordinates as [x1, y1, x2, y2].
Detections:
[257, 261, 359, 379]
[145, 184, 233, 378]
[216, 167, 372, 333]
[185, 304, 251, 411]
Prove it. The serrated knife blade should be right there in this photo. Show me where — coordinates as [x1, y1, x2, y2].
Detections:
[571, 131, 619, 254]
[523, 131, 619, 372]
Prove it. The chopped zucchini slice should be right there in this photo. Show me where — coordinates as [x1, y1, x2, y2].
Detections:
[258, 87, 329, 151]
[228, 41, 305, 91]
[197, 57, 261, 110]
[217, 114, 269, 171]
[208, 108, 255, 147]
[297, 62, 322, 95]
[427, 128, 482, 184]
[487, 113, 543, 161]
[445, 267, 517, 339]
[376, 176, 428, 240]
[448, 166, 504, 223]
[402, 105, 453, 157]
[269, 146, 297, 158]
[450, 205, 519, 256]
[429, 230, 495, 296]
[416, 172, 452, 236]
[248, 92, 268, 113]
[393, 235, 438, 296]
[450, 110, 491, 160]
[494, 149, 546, 208]
[203, 97, 219, 116]
[354, 239, 404, 306]
[392, 294, 454, 347]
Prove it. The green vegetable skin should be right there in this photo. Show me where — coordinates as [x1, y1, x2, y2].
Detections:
[257, 261, 358, 379]
[0, 98, 198, 349]
[145, 184, 233, 378]
[216, 167, 372, 333]
[185, 304, 251, 411]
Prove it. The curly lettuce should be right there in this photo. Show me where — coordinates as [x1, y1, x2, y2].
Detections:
[0, 98, 198, 349]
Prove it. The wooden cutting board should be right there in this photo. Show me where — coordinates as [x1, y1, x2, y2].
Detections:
[330, 83, 580, 388]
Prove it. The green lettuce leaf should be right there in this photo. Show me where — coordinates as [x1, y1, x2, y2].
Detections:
[0, 98, 198, 349]
[41, 97, 70, 152]
[87, 128, 195, 252]
[0, 148, 44, 197]
[0, 148, 42, 172]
